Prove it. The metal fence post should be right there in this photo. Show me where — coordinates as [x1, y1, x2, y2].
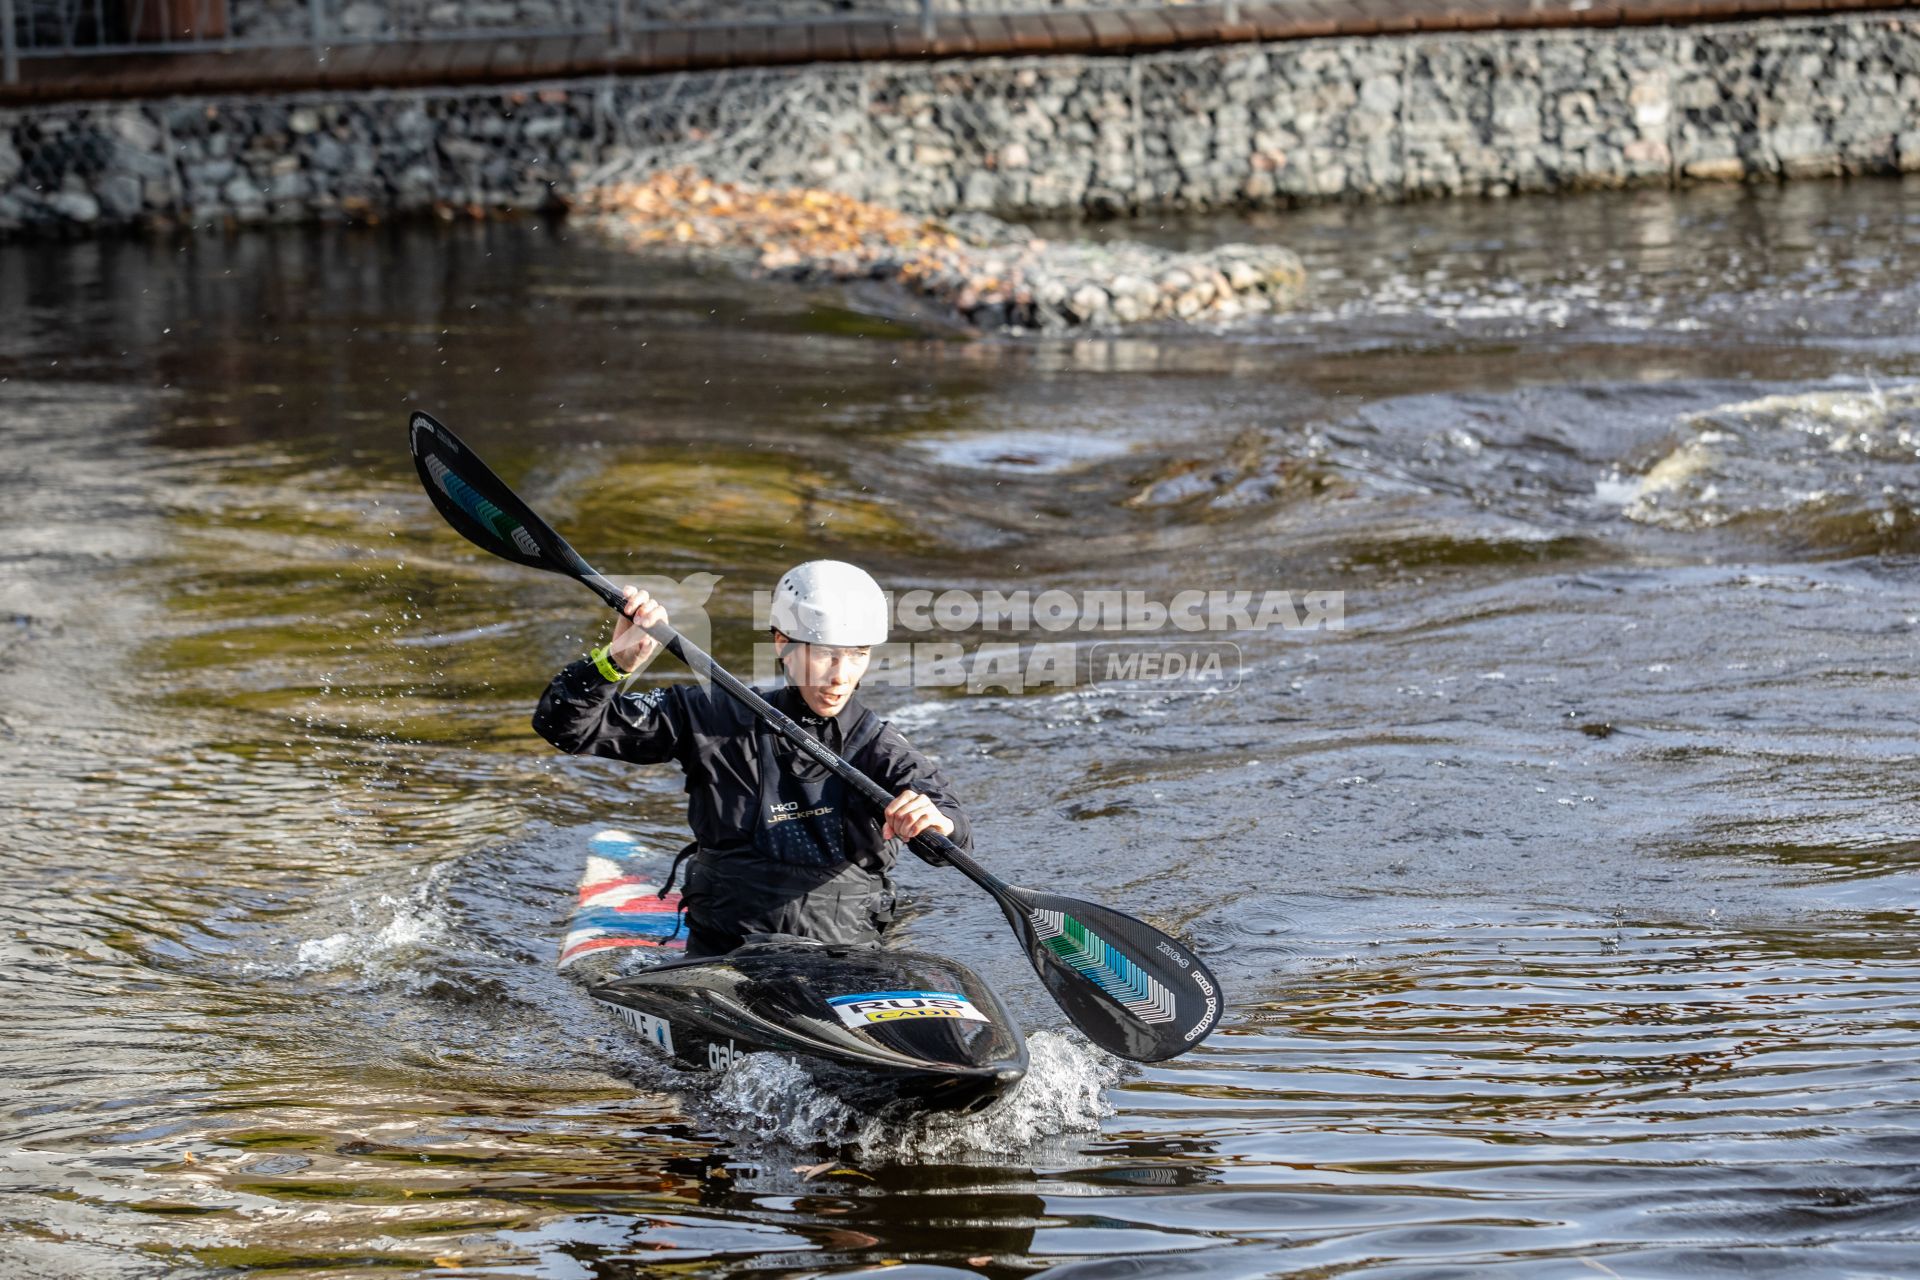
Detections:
[310, 0, 326, 62]
[612, 0, 627, 52]
[1224, 1, 1241, 24]
[919, 0, 934, 42]
[2, 0, 19, 87]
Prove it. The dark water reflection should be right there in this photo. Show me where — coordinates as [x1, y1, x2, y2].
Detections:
[3, 179, 1919, 1278]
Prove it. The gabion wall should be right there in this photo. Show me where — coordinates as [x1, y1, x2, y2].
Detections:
[3, 15, 1917, 237]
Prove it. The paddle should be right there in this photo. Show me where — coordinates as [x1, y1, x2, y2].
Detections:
[409, 410, 1223, 1062]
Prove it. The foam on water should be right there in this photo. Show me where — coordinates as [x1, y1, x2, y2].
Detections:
[699, 1030, 1119, 1158]
[916, 429, 1138, 474]
[1622, 383, 1920, 550]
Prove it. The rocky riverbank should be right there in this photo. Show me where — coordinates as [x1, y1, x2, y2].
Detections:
[583, 171, 1306, 332]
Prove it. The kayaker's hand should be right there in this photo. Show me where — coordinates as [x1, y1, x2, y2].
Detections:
[609, 587, 668, 673]
[883, 789, 954, 843]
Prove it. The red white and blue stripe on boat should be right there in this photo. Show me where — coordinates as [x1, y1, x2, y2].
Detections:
[558, 829, 685, 969]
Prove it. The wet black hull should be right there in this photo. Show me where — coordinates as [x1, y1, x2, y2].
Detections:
[590, 937, 1029, 1116]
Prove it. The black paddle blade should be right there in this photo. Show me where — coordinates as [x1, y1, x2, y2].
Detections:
[999, 886, 1223, 1062]
[409, 411, 597, 583]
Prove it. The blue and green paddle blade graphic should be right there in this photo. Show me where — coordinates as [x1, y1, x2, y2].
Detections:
[423, 453, 543, 560]
[1030, 908, 1177, 1024]
[1010, 891, 1220, 1059]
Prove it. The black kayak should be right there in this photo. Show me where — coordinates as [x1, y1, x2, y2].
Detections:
[560, 830, 1028, 1116]
[593, 937, 1028, 1115]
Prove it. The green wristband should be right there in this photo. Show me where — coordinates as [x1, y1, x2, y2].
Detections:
[591, 644, 630, 683]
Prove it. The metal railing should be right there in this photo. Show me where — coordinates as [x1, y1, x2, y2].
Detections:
[2, 0, 1251, 83]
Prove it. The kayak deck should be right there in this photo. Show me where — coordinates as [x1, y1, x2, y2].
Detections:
[593, 938, 1029, 1115]
[558, 829, 1028, 1115]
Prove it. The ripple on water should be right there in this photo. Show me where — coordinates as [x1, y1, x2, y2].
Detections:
[1076, 910, 1920, 1276]
[8, 191, 1920, 1279]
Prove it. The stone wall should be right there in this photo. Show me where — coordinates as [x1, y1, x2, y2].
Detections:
[3, 14, 1916, 236]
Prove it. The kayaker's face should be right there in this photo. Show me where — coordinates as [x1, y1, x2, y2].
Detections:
[779, 636, 871, 717]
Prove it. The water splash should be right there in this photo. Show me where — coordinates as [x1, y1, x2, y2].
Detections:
[698, 1030, 1119, 1158]
[291, 897, 453, 975]
[253, 864, 464, 984]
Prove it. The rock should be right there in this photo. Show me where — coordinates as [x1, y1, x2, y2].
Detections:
[337, 0, 384, 33]
[960, 169, 996, 210]
[289, 107, 321, 135]
[1111, 288, 1148, 323]
[111, 141, 172, 181]
[95, 173, 143, 219]
[440, 136, 488, 163]
[1359, 75, 1401, 115]
[1222, 260, 1262, 292]
[1623, 138, 1670, 169]
[1068, 282, 1111, 324]
[308, 136, 347, 171]
[1684, 157, 1746, 182]
[1899, 131, 1920, 173]
[109, 111, 161, 151]
[46, 191, 100, 222]
[940, 210, 1027, 247]
[969, 301, 1009, 330]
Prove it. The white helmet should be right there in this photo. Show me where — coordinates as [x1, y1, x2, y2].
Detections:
[769, 560, 889, 646]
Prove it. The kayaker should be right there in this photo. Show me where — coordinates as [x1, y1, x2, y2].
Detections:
[533, 560, 971, 957]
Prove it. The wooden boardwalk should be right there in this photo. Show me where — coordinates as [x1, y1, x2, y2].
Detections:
[3, 0, 1912, 105]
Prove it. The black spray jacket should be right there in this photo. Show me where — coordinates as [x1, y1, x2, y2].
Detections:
[533, 657, 972, 950]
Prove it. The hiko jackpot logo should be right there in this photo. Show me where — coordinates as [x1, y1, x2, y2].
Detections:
[829, 990, 989, 1029]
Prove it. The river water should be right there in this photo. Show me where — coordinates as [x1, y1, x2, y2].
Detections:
[3, 177, 1918, 1279]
